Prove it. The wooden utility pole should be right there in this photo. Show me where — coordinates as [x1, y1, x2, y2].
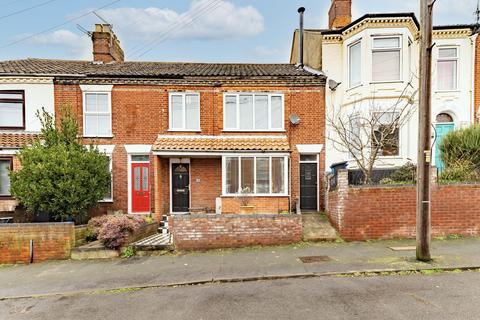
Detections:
[416, 0, 434, 261]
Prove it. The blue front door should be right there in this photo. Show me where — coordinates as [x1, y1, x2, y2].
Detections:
[435, 123, 455, 171]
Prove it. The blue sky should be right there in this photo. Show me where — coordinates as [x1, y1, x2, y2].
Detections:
[0, 0, 478, 63]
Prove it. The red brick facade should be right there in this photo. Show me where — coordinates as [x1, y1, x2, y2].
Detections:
[0, 222, 74, 264]
[172, 214, 302, 250]
[327, 170, 480, 241]
[53, 82, 325, 218]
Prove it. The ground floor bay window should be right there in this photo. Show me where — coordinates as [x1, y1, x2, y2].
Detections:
[222, 155, 288, 196]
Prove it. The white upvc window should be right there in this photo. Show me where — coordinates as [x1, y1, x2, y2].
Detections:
[223, 93, 284, 131]
[348, 40, 362, 88]
[169, 92, 200, 131]
[372, 36, 402, 82]
[0, 158, 12, 196]
[222, 155, 288, 196]
[437, 47, 458, 91]
[83, 92, 112, 137]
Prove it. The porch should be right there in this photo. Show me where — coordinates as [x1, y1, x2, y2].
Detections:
[150, 135, 292, 220]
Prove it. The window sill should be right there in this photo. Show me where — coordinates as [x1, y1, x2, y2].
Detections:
[98, 199, 113, 203]
[222, 130, 286, 133]
[167, 129, 201, 132]
[0, 127, 25, 131]
[221, 194, 289, 198]
[84, 135, 114, 139]
[435, 90, 460, 94]
[370, 80, 404, 85]
[346, 84, 363, 92]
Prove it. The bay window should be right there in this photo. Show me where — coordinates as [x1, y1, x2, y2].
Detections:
[372, 36, 401, 82]
[83, 92, 112, 137]
[223, 93, 284, 131]
[224, 155, 288, 195]
[0, 158, 12, 196]
[0, 90, 24, 129]
[348, 41, 361, 87]
[101, 155, 113, 202]
[169, 93, 200, 131]
[372, 112, 400, 156]
[437, 47, 458, 91]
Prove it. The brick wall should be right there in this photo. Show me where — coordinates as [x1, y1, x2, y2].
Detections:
[190, 158, 222, 212]
[221, 197, 289, 214]
[172, 214, 302, 250]
[0, 222, 75, 264]
[327, 170, 480, 241]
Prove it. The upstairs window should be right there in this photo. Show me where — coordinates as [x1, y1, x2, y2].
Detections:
[0, 90, 24, 129]
[437, 47, 458, 91]
[372, 36, 402, 82]
[224, 93, 284, 131]
[169, 93, 200, 131]
[348, 41, 362, 87]
[0, 158, 12, 196]
[83, 92, 112, 137]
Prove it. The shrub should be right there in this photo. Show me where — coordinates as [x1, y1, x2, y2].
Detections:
[438, 160, 480, 183]
[85, 215, 111, 241]
[97, 215, 143, 249]
[439, 125, 480, 168]
[380, 162, 416, 185]
[9, 108, 111, 221]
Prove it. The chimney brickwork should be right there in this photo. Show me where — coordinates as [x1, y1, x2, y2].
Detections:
[328, 0, 352, 30]
[92, 24, 124, 63]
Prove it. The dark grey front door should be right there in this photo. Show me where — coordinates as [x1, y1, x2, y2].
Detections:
[172, 163, 189, 212]
[300, 163, 317, 210]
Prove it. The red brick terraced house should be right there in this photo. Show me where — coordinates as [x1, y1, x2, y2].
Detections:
[0, 25, 326, 226]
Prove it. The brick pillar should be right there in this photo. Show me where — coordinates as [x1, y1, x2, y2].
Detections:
[336, 169, 349, 230]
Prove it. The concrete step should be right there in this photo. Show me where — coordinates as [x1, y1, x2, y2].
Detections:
[302, 212, 338, 242]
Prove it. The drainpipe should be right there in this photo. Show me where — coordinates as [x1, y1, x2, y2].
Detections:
[297, 7, 305, 68]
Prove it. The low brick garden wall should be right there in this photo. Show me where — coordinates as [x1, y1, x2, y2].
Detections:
[327, 169, 480, 241]
[172, 214, 301, 250]
[0, 222, 75, 264]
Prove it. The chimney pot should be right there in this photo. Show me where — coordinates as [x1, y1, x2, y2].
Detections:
[328, 0, 352, 30]
[92, 23, 125, 63]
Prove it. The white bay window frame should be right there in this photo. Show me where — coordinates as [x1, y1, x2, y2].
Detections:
[371, 35, 402, 83]
[223, 93, 284, 132]
[168, 92, 201, 131]
[221, 154, 289, 196]
[82, 90, 112, 138]
[348, 40, 362, 88]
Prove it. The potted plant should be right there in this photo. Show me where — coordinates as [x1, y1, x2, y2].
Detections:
[236, 187, 254, 214]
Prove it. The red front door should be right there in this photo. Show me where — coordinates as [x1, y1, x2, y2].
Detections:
[131, 163, 150, 213]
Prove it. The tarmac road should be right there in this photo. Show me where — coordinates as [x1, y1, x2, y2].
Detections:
[1, 271, 479, 320]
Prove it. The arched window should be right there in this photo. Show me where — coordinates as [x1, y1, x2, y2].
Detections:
[436, 113, 453, 123]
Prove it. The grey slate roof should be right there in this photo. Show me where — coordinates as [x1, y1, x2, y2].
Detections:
[0, 58, 320, 79]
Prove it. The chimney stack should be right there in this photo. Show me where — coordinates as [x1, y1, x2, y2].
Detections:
[328, 0, 352, 30]
[92, 24, 124, 63]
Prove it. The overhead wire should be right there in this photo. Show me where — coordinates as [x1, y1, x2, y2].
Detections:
[0, 0, 59, 20]
[128, 0, 223, 60]
[0, 0, 123, 49]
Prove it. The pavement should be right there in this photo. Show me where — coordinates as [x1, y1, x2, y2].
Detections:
[2, 271, 479, 320]
[1, 237, 480, 300]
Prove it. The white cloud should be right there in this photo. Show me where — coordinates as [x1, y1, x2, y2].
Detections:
[98, 0, 264, 41]
[30, 30, 91, 59]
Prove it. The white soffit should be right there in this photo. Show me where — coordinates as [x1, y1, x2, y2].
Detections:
[296, 144, 323, 154]
[125, 144, 152, 154]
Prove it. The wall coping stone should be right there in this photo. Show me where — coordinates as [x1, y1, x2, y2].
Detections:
[0, 222, 74, 228]
[173, 214, 299, 220]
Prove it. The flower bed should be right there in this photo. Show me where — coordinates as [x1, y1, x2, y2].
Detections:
[86, 215, 157, 249]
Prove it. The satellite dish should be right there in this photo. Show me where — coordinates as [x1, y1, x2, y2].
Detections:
[289, 114, 300, 125]
[328, 79, 341, 91]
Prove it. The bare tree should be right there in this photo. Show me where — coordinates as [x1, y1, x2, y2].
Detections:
[327, 82, 418, 184]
